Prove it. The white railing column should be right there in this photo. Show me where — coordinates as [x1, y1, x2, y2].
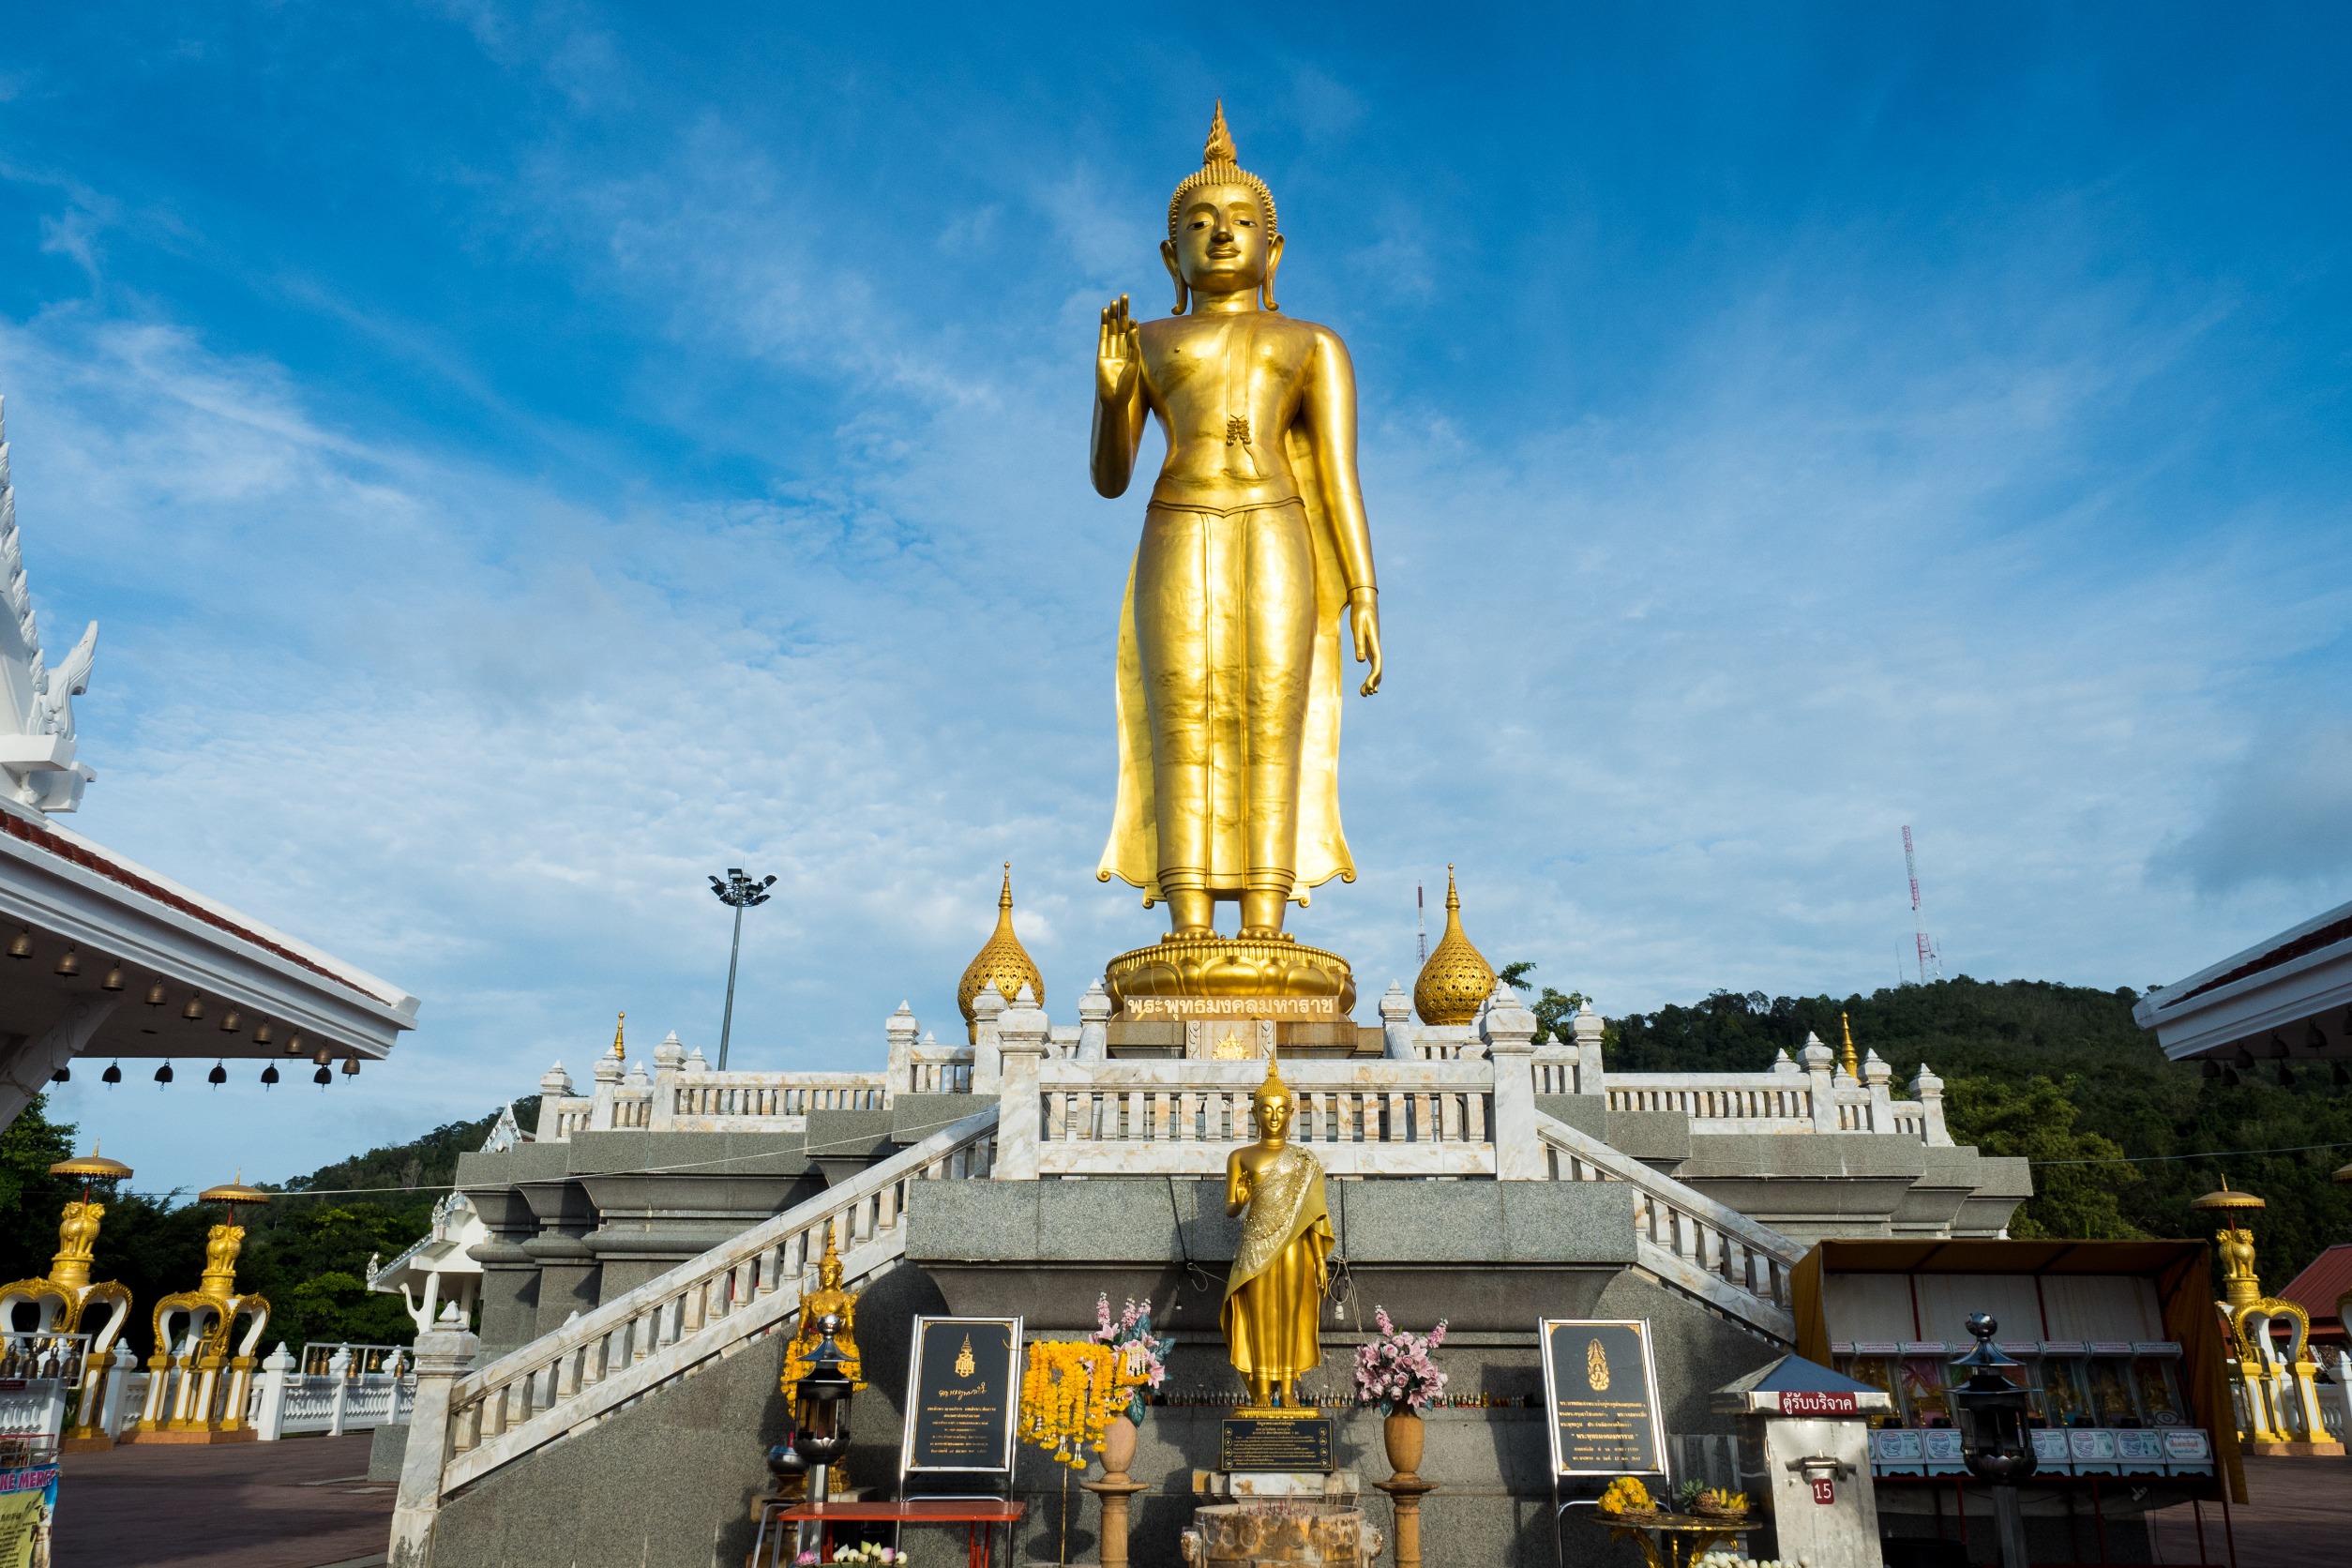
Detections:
[1483, 979, 1543, 1180]
[995, 988, 1048, 1181]
[1569, 1003, 1606, 1095]
[1380, 983, 1416, 1060]
[885, 1003, 919, 1095]
[253, 1344, 293, 1441]
[1910, 1063, 1951, 1145]
[326, 1346, 354, 1436]
[1862, 1050, 1893, 1133]
[1077, 982, 1111, 1063]
[390, 1317, 480, 1568]
[1802, 1033, 1838, 1132]
[971, 985, 1008, 1094]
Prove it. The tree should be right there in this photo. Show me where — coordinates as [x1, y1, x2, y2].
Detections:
[0, 1096, 81, 1289]
[1940, 1075, 2143, 1240]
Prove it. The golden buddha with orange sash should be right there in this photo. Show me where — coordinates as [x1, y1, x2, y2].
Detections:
[1222, 1051, 1333, 1408]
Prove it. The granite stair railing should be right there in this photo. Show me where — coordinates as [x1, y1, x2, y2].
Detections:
[1533, 1110, 1804, 1345]
[430, 1107, 998, 1496]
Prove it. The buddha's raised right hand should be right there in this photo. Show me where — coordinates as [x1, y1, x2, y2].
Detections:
[1096, 294, 1139, 404]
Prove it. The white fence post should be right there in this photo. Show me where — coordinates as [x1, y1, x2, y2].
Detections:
[994, 988, 1047, 1181]
[1484, 979, 1542, 1180]
[254, 1343, 294, 1441]
[326, 1345, 353, 1437]
[390, 1319, 481, 1568]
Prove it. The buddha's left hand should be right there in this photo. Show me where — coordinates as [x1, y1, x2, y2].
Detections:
[1349, 588, 1382, 696]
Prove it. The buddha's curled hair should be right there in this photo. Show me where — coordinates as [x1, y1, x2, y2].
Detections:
[1168, 100, 1279, 238]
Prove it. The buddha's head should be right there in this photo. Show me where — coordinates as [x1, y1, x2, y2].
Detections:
[1164, 102, 1283, 312]
[1253, 1049, 1293, 1140]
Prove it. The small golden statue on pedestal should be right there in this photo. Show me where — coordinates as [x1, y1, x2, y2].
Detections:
[131, 1178, 272, 1443]
[1093, 105, 1380, 1016]
[779, 1226, 866, 1406]
[1223, 1052, 1334, 1409]
[0, 1145, 138, 1448]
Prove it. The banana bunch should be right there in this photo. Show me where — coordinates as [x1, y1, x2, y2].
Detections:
[1696, 1486, 1751, 1515]
[1598, 1476, 1654, 1515]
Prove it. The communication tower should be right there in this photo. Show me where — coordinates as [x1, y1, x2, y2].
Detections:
[1416, 882, 1428, 965]
[1902, 826, 1941, 984]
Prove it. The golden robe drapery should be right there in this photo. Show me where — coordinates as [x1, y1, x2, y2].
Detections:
[1221, 1142, 1334, 1388]
[1097, 425, 1355, 902]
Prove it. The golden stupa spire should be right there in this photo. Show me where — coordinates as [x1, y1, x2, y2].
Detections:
[957, 863, 1046, 1042]
[1413, 865, 1496, 1026]
[611, 1011, 626, 1062]
[1839, 1011, 1860, 1078]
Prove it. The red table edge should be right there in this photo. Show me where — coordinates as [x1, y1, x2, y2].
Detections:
[777, 1501, 1028, 1522]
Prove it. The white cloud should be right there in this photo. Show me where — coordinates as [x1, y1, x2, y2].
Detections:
[7, 69, 2348, 1189]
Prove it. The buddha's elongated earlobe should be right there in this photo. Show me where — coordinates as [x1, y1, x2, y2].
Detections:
[1260, 233, 1285, 313]
[1161, 239, 1188, 315]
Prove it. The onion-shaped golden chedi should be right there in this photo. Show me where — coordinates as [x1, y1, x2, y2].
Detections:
[1413, 867, 1496, 1026]
[957, 864, 1045, 1041]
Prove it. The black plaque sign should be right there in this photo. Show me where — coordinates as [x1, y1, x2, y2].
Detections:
[1218, 1414, 1334, 1472]
[1540, 1318, 1666, 1476]
[898, 1316, 1022, 1476]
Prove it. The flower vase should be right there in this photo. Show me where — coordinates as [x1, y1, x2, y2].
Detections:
[1382, 1410, 1425, 1479]
[1102, 1412, 1138, 1482]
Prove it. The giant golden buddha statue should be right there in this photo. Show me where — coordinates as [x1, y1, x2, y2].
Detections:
[1222, 1051, 1333, 1408]
[1093, 106, 1380, 1003]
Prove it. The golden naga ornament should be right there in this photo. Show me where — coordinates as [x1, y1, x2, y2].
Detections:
[1221, 1048, 1334, 1410]
[1093, 102, 1382, 954]
[957, 864, 1045, 1042]
[0, 1145, 138, 1447]
[134, 1177, 272, 1441]
[1413, 867, 1495, 1026]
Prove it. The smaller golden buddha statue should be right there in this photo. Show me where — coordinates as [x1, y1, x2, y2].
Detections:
[780, 1227, 866, 1404]
[1222, 1050, 1334, 1409]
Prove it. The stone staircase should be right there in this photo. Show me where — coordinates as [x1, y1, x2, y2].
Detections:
[390, 1096, 1808, 1564]
[389, 1107, 1000, 1563]
[1534, 1109, 1805, 1343]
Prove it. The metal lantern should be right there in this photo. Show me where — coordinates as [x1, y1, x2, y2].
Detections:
[1952, 1312, 2035, 1568]
[790, 1313, 857, 1490]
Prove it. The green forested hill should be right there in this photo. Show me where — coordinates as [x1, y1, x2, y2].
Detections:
[1568, 976, 2352, 1284]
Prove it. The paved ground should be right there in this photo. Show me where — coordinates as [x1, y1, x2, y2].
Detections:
[55, 1431, 390, 1568]
[43, 1436, 2347, 1567]
[2146, 1455, 2347, 1568]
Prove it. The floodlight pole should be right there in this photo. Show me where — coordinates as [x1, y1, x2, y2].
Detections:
[709, 867, 777, 1072]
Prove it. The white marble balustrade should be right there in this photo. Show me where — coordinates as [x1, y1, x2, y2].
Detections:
[1023, 1059, 1497, 1177]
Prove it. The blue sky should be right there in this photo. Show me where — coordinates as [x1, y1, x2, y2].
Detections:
[5, 5, 2348, 1190]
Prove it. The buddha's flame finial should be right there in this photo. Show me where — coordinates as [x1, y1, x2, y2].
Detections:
[1204, 99, 1237, 167]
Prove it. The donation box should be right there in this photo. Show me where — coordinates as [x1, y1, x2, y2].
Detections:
[1716, 1354, 1890, 1568]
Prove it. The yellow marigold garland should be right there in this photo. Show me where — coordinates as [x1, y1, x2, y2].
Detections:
[1018, 1341, 1143, 1470]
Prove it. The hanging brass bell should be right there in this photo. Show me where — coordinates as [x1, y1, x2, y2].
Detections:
[53, 948, 79, 978]
[101, 964, 125, 991]
[313, 1065, 333, 1086]
[182, 996, 204, 1021]
[341, 1055, 361, 1077]
[260, 1064, 279, 1088]
[144, 981, 167, 1006]
[206, 1062, 228, 1087]
[8, 930, 33, 959]
[312, 1046, 331, 1066]
[155, 1063, 174, 1085]
[254, 1022, 273, 1046]
[219, 1008, 241, 1033]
